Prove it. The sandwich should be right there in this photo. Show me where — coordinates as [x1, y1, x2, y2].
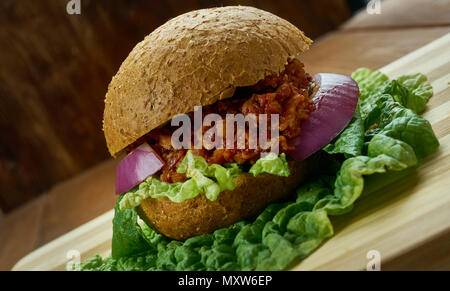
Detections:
[103, 6, 326, 240]
[76, 6, 438, 271]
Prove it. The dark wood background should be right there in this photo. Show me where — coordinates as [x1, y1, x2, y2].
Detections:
[0, 0, 351, 213]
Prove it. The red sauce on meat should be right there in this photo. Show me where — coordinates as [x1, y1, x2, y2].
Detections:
[131, 59, 315, 183]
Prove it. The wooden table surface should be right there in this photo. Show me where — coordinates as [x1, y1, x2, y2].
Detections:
[1, 0, 449, 270]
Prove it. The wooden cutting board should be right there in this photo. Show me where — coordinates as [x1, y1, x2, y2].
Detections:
[13, 33, 450, 271]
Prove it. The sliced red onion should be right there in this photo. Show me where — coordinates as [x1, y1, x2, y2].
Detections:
[290, 73, 360, 161]
[115, 143, 165, 195]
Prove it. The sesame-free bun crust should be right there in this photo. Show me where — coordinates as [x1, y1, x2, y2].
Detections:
[136, 158, 319, 241]
[103, 6, 312, 156]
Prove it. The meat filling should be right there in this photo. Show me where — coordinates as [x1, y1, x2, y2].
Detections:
[129, 59, 315, 183]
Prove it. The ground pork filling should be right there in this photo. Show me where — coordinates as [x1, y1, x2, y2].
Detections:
[128, 59, 315, 183]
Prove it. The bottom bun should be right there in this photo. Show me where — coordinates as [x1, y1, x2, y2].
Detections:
[137, 156, 321, 241]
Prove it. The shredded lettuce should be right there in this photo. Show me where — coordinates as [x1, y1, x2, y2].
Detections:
[119, 151, 290, 210]
[73, 68, 439, 271]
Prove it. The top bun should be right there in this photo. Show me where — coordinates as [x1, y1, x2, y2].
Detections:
[103, 6, 312, 157]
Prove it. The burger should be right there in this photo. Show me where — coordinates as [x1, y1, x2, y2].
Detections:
[85, 5, 438, 271]
[104, 6, 331, 240]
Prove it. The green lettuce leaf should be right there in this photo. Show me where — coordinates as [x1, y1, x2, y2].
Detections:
[120, 151, 291, 210]
[364, 94, 439, 160]
[111, 195, 153, 259]
[323, 104, 364, 158]
[331, 68, 436, 159]
[396, 73, 433, 113]
[315, 154, 412, 215]
[353, 68, 433, 116]
[249, 152, 290, 177]
[351, 68, 389, 99]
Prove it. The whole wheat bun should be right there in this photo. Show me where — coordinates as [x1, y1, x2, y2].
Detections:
[103, 6, 312, 157]
[137, 157, 321, 241]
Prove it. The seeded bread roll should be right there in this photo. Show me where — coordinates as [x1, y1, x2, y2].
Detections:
[103, 6, 312, 157]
